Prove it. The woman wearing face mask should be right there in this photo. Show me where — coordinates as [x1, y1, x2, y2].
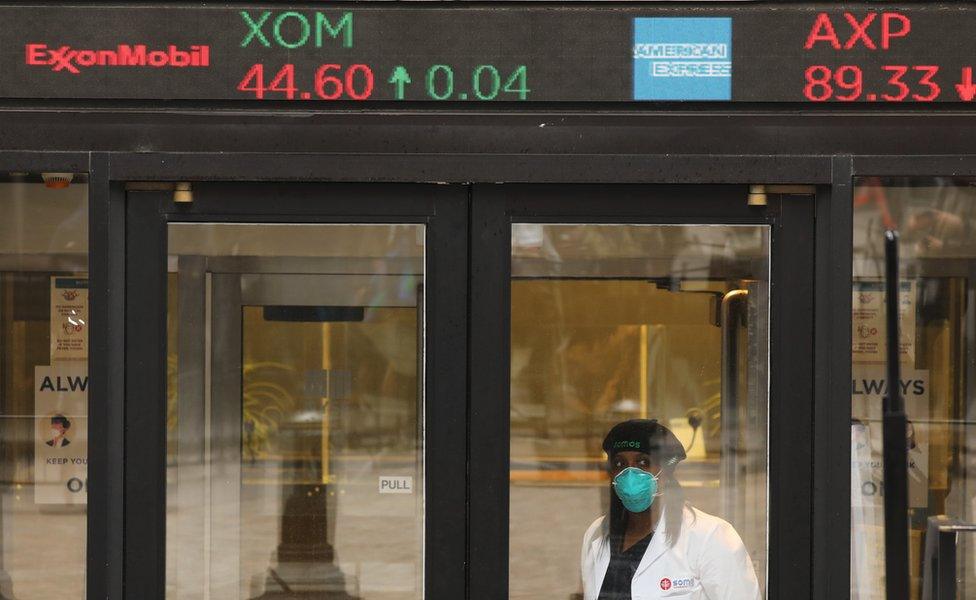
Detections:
[45, 414, 71, 448]
[581, 419, 761, 600]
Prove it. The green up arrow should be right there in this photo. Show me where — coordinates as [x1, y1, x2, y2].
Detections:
[388, 66, 412, 100]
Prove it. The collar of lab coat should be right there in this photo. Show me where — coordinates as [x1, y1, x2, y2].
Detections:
[633, 508, 669, 579]
[589, 506, 670, 586]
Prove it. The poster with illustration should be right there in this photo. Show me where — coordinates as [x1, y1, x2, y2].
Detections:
[34, 364, 88, 504]
[852, 280, 915, 365]
[50, 276, 88, 362]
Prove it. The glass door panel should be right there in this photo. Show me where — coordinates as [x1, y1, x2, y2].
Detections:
[165, 223, 425, 600]
[509, 224, 769, 599]
[0, 179, 88, 599]
[852, 178, 976, 600]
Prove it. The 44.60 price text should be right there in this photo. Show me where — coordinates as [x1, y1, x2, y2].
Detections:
[237, 63, 374, 100]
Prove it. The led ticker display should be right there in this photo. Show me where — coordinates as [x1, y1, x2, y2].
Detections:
[799, 12, 950, 102]
[2, 4, 976, 103]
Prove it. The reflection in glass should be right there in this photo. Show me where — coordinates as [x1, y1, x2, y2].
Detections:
[852, 178, 976, 599]
[166, 224, 424, 599]
[0, 179, 88, 599]
[509, 224, 769, 599]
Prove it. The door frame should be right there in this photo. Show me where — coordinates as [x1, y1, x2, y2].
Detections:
[120, 183, 468, 599]
[90, 152, 852, 599]
[468, 184, 828, 600]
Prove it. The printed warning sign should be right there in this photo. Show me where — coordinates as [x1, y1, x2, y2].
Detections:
[50, 276, 88, 361]
[852, 280, 915, 365]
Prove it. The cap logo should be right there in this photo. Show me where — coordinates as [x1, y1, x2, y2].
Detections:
[612, 440, 642, 449]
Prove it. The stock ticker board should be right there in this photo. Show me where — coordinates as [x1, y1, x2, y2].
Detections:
[3, 4, 976, 103]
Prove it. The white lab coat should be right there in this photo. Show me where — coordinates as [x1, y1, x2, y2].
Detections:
[580, 505, 761, 600]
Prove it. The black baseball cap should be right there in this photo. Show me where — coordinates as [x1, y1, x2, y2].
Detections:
[602, 419, 686, 466]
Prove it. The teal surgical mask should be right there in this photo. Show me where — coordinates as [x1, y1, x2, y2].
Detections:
[612, 466, 661, 513]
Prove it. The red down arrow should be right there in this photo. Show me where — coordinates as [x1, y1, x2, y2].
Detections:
[957, 67, 976, 101]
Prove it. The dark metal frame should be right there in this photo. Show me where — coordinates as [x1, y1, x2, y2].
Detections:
[88, 154, 126, 600]
[854, 156, 976, 177]
[815, 157, 855, 600]
[922, 516, 976, 600]
[86, 152, 851, 600]
[118, 183, 468, 599]
[469, 184, 819, 599]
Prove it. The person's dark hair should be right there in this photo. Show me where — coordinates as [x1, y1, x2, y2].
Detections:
[603, 419, 688, 548]
[51, 415, 71, 430]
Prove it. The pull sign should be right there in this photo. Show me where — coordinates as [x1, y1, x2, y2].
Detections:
[378, 475, 413, 494]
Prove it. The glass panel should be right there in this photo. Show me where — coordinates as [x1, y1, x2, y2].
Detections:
[166, 223, 424, 600]
[0, 177, 88, 598]
[852, 178, 976, 600]
[510, 224, 768, 600]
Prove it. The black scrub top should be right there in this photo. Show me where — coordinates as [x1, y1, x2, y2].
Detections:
[597, 532, 654, 600]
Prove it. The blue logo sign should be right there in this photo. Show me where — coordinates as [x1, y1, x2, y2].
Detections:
[633, 17, 732, 101]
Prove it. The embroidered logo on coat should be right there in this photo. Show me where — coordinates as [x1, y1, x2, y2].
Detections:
[661, 576, 695, 590]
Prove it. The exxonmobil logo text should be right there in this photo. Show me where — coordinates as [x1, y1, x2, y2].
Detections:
[25, 44, 211, 74]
